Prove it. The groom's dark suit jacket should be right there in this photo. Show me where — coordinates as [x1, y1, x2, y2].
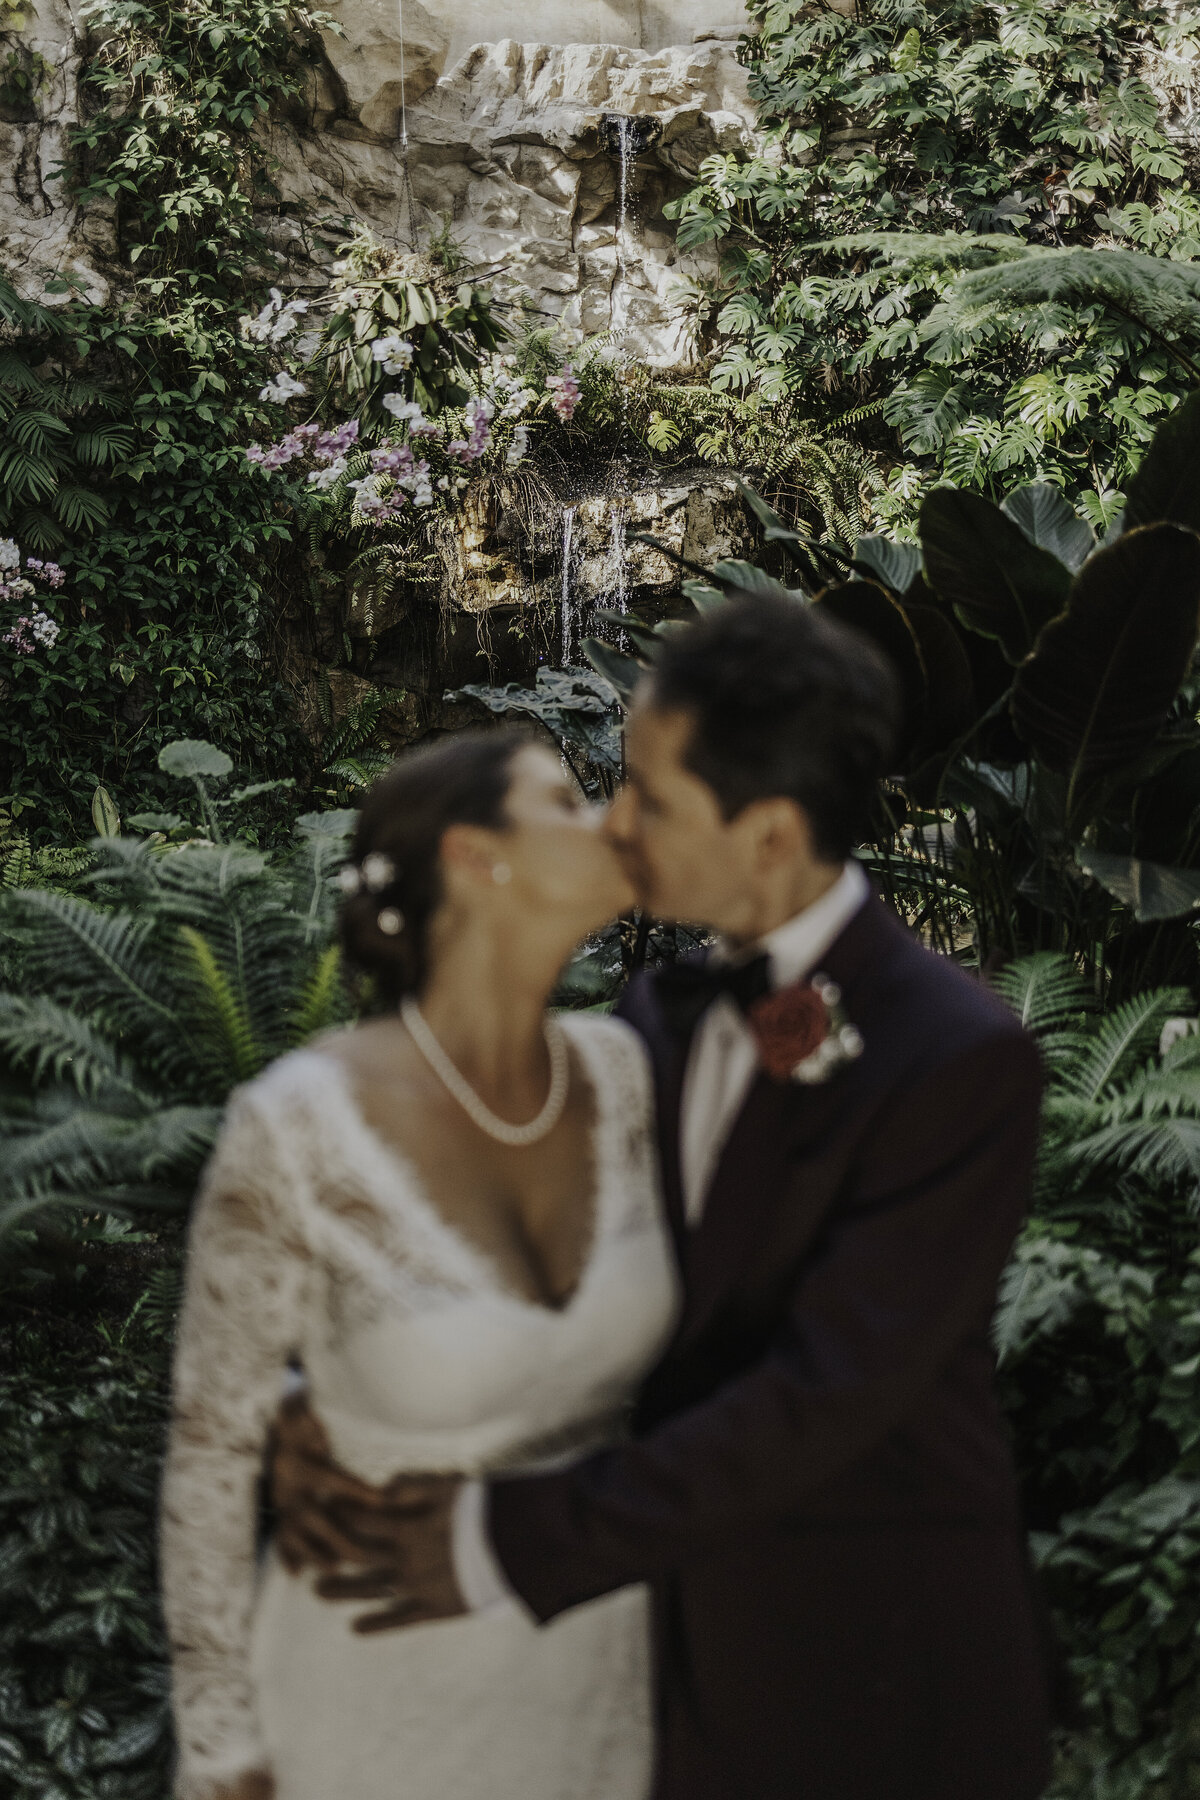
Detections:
[489, 896, 1052, 1800]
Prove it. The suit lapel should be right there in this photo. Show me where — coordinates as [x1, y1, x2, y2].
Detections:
[678, 896, 904, 1331]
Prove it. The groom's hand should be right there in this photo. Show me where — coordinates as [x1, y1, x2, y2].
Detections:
[314, 1484, 466, 1632]
[268, 1392, 466, 1630]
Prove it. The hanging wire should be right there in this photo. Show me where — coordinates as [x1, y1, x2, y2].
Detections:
[395, 0, 421, 250]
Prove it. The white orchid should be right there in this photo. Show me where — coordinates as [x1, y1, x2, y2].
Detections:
[381, 394, 428, 429]
[371, 334, 415, 374]
[307, 455, 348, 490]
[505, 424, 530, 468]
[0, 538, 19, 572]
[258, 372, 308, 404]
[269, 300, 309, 345]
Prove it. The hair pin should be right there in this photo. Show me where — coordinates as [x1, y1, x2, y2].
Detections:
[362, 852, 396, 893]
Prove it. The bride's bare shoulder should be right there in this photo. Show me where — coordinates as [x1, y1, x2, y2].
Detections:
[303, 1015, 410, 1070]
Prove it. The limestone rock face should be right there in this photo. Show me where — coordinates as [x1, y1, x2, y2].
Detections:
[319, 0, 449, 135]
[0, 0, 114, 301]
[439, 473, 753, 622]
[254, 34, 758, 364]
[1, 6, 757, 366]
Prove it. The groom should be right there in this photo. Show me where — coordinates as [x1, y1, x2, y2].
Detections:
[271, 594, 1052, 1800]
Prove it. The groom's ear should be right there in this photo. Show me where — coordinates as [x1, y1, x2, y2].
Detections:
[738, 795, 818, 871]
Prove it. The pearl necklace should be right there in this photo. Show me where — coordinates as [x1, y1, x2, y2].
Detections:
[400, 997, 570, 1148]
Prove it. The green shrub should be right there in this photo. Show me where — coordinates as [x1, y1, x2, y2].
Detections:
[671, 0, 1200, 524]
[0, 1327, 173, 1798]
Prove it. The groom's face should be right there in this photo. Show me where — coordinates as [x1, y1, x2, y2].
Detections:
[605, 693, 771, 932]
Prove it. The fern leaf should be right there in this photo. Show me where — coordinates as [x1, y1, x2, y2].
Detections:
[0, 995, 142, 1100]
[991, 952, 1091, 1035]
[177, 925, 264, 1084]
[1060, 988, 1190, 1104]
[286, 944, 346, 1045]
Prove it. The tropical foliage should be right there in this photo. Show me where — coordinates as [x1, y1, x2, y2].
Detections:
[0, 741, 354, 1254]
[992, 954, 1200, 1797]
[581, 387, 1200, 998]
[670, 0, 1200, 524]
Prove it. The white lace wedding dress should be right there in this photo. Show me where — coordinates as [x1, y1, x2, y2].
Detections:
[160, 1013, 679, 1800]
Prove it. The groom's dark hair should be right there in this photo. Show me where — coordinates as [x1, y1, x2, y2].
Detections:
[649, 593, 899, 861]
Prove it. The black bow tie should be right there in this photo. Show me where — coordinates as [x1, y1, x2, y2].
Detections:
[655, 953, 772, 1038]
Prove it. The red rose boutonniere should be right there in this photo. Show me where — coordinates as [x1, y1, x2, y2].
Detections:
[746, 972, 864, 1085]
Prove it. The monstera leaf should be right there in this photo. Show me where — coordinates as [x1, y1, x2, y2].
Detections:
[1124, 390, 1200, 536]
[919, 487, 1072, 662]
[1075, 850, 1200, 922]
[1010, 524, 1200, 817]
[1001, 484, 1096, 572]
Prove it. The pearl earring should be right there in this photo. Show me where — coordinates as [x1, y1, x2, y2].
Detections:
[377, 907, 404, 935]
[491, 863, 512, 886]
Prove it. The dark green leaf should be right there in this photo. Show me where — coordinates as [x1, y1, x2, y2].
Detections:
[1011, 524, 1200, 813]
[919, 486, 1072, 662]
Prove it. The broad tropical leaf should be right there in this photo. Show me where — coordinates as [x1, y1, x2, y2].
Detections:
[1076, 850, 1200, 922]
[919, 485, 1072, 662]
[1011, 524, 1200, 815]
[812, 580, 927, 762]
[1123, 390, 1200, 537]
[1001, 484, 1096, 572]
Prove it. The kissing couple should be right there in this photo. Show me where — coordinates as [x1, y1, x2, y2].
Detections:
[161, 594, 1053, 1800]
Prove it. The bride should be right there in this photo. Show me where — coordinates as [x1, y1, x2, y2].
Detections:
[160, 727, 680, 1800]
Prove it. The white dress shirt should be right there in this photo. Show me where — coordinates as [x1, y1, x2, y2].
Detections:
[452, 858, 871, 1610]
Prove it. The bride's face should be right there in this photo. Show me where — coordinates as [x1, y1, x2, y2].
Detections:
[478, 743, 634, 934]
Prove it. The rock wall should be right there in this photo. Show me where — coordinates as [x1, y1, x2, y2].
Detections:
[1, 0, 757, 364]
[269, 34, 757, 364]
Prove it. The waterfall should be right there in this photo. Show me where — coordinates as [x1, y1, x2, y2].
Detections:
[560, 505, 578, 664]
[612, 115, 632, 338]
[608, 507, 628, 646]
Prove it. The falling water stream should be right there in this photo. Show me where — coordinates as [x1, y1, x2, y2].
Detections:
[560, 505, 578, 663]
[612, 115, 633, 341]
[608, 507, 628, 647]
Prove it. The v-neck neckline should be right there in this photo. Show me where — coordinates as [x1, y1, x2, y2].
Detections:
[303, 1019, 609, 1318]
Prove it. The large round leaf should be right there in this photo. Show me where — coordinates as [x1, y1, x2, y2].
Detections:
[851, 533, 922, 597]
[1075, 849, 1200, 923]
[1124, 390, 1200, 536]
[1011, 523, 1200, 810]
[919, 487, 1072, 662]
[813, 580, 926, 764]
[158, 739, 234, 781]
[1000, 484, 1095, 572]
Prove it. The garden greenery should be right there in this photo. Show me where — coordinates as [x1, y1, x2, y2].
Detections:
[670, 0, 1200, 527]
[0, 0, 331, 838]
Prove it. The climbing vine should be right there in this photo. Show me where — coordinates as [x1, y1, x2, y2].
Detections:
[0, 0, 336, 836]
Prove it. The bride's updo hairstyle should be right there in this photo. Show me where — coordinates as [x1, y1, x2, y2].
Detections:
[339, 726, 529, 1002]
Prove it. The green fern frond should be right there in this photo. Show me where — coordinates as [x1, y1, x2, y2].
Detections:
[177, 925, 264, 1084]
[1059, 988, 1190, 1105]
[1067, 1118, 1200, 1194]
[991, 952, 1091, 1036]
[287, 943, 346, 1045]
[0, 995, 142, 1100]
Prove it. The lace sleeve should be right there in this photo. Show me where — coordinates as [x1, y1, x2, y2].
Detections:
[160, 1085, 312, 1800]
